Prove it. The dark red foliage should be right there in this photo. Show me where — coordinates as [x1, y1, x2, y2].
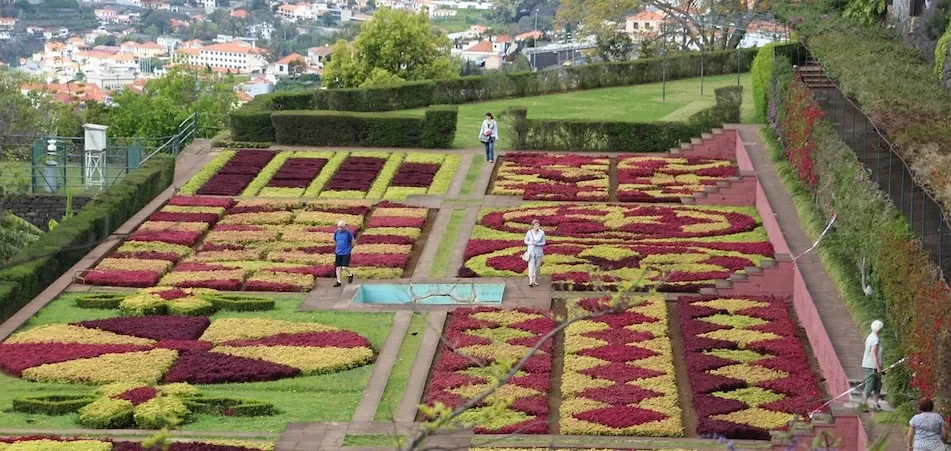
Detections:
[266, 158, 327, 188]
[169, 279, 243, 290]
[354, 235, 416, 245]
[222, 331, 371, 348]
[323, 156, 385, 191]
[109, 251, 181, 262]
[166, 196, 235, 208]
[163, 351, 300, 384]
[0, 343, 149, 376]
[77, 316, 211, 341]
[155, 288, 188, 300]
[156, 339, 213, 352]
[244, 281, 307, 292]
[366, 216, 427, 228]
[390, 162, 440, 187]
[128, 230, 204, 246]
[573, 405, 668, 429]
[148, 212, 221, 224]
[114, 387, 157, 406]
[197, 150, 276, 196]
[83, 270, 160, 288]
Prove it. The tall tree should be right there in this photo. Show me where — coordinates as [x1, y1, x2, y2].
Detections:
[596, 31, 635, 60]
[322, 9, 458, 88]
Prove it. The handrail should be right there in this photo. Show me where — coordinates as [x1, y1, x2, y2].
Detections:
[781, 41, 951, 225]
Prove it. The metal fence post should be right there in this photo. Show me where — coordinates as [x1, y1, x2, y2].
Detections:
[922, 190, 927, 242]
[901, 167, 906, 214]
[940, 219, 945, 274]
[851, 102, 856, 148]
[127, 139, 141, 173]
[910, 184, 915, 225]
[30, 139, 44, 194]
[887, 150, 893, 200]
[863, 118, 868, 164]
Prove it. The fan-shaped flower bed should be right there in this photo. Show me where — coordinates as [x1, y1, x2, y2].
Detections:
[83, 198, 430, 290]
[559, 295, 682, 437]
[617, 156, 739, 202]
[0, 436, 273, 451]
[423, 307, 556, 434]
[490, 153, 610, 201]
[679, 296, 823, 439]
[459, 204, 774, 291]
[0, 316, 374, 385]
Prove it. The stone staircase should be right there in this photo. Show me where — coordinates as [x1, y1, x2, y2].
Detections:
[669, 128, 738, 160]
[795, 60, 836, 89]
[680, 171, 758, 206]
[699, 257, 793, 299]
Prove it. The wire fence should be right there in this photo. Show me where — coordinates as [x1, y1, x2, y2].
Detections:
[0, 113, 229, 195]
[775, 42, 951, 277]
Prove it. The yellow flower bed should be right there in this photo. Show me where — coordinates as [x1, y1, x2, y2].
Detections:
[199, 318, 337, 343]
[22, 349, 178, 385]
[7, 325, 155, 346]
[213, 345, 373, 374]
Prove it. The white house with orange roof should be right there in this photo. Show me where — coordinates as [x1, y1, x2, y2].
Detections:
[625, 10, 664, 37]
[175, 40, 268, 74]
[515, 30, 543, 41]
[306, 45, 333, 66]
[266, 53, 304, 78]
[120, 41, 166, 58]
[240, 76, 274, 97]
[230, 8, 249, 18]
[0, 17, 15, 31]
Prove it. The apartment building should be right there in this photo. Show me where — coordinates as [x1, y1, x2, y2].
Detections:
[175, 40, 268, 74]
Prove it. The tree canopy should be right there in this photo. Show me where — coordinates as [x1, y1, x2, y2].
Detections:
[322, 9, 458, 88]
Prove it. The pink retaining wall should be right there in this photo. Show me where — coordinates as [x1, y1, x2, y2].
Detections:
[694, 175, 758, 206]
[682, 130, 739, 160]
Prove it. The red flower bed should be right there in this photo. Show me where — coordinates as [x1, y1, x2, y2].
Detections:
[78, 316, 211, 341]
[128, 230, 204, 246]
[423, 307, 555, 434]
[323, 156, 385, 191]
[222, 331, 371, 348]
[156, 339, 213, 352]
[170, 279, 243, 290]
[0, 343, 149, 376]
[163, 350, 301, 384]
[679, 296, 823, 440]
[267, 157, 327, 188]
[366, 216, 427, 228]
[197, 150, 276, 196]
[83, 270, 161, 288]
[490, 153, 610, 201]
[166, 197, 235, 208]
[616, 156, 739, 202]
[110, 251, 181, 262]
[390, 162, 441, 187]
[148, 212, 221, 224]
[114, 387, 158, 406]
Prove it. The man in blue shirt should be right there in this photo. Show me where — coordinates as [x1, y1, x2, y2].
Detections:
[333, 220, 355, 287]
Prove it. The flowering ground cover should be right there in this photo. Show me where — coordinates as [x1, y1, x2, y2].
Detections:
[679, 296, 823, 439]
[459, 204, 774, 291]
[490, 153, 610, 201]
[617, 156, 739, 202]
[423, 307, 556, 434]
[559, 296, 681, 437]
[0, 316, 374, 385]
[0, 437, 274, 451]
[83, 197, 430, 291]
[182, 150, 460, 200]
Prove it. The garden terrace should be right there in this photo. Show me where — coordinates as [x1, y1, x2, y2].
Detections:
[0, 72, 872, 451]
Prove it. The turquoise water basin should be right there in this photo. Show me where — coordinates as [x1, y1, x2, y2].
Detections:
[352, 283, 504, 305]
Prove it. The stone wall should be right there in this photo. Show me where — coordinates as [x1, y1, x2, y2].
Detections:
[889, 1, 940, 59]
[0, 195, 93, 231]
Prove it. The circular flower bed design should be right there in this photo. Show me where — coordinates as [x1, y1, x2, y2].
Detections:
[0, 316, 374, 385]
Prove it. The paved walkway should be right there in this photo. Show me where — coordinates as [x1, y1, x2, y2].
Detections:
[729, 124, 865, 383]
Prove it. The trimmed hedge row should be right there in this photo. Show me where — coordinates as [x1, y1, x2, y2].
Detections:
[511, 85, 743, 152]
[305, 48, 757, 112]
[0, 155, 175, 323]
[271, 105, 458, 148]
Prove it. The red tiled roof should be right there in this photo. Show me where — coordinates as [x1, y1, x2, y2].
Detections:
[464, 40, 493, 53]
[627, 11, 664, 21]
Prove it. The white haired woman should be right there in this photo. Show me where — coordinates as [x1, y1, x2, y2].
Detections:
[862, 319, 885, 410]
[523, 219, 546, 287]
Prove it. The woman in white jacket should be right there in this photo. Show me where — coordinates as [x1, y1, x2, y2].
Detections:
[524, 219, 546, 287]
[479, 112, 499, 163]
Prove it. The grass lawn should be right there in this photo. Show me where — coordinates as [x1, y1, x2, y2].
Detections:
[0, 292, 395, 433]
[342, 434, 406, 447]
[388, 73, 753, 149]
[0, 161, 132, 194]
[429, 210, 467, 278]
[429, 9, 498, 33]
[459, 157, 485, 195]
[374, 313, 427, 421]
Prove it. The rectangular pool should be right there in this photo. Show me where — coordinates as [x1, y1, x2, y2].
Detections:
[352, 283, 504, 305]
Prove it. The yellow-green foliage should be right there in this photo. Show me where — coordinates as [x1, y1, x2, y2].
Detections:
[935, 23, 951, 81]
[78, 397, 134, 428]
[751, 43, 775, 123]
[133, 396, 189, 429]
[0, 440, 113, 451]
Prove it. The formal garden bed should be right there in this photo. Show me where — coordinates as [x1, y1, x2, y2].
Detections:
[80, 197, 432, 291]
[0, 291, 394, 432]
[0, 437, 274, 451]
[180, 150, 461, 200]
[458, 203, 774, 291]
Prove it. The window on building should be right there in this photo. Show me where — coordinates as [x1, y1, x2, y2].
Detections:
[632, 22, 639, 29]
[911, 0, 925, 16]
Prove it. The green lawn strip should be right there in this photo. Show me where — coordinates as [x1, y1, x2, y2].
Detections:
[342, 434, 406, 447]
[458, 158, 484, 196]
[1, 161, 133, 194]
[0, 292, 396, 433]
[384, 73, 752, 149]
[428, 210, 466, 278]
[373, 313, 427, 421]
[428, 9, 498, 33]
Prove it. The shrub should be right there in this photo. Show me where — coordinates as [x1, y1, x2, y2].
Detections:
[271, 106, 457, 148]
[0, 155, 174, 323]
[133, 396, 190, 429]
[315, 80, 436, 111]
[202, 294, 275, 312]
[420, 105, 458, 148]
[75, 293, 125, 309]
[269, 90, 316, 110]
[12, 394, 96, 415]
[230, 96, 275, 142]
[752, 43, 776, 122]
[184, 396, 277, 416]
[78, 397, 134, 428]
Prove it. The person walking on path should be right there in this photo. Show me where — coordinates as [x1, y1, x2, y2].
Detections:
[907, 398, 949, 451]
[333, 220, 354, 288]
[480, 112, 499, 163]
[862, 319, 885, 410]
[524, 219, 545, 287]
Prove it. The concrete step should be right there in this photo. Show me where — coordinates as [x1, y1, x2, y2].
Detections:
[703, 185, 719, 193]
[680, 197, 696, 204]
[729, 273, 749, 282]
[680, 142, 693, 150]
[759, 259, 778, 268]
[743, 266, 763, 275]
[701, 132, 714, 139]
[691, 137, 704, 145]
[716, 180, 731, 188]
[715, 280, 733, 289]
[699, 287, 719, 295]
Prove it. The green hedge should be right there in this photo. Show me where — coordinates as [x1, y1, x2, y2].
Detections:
[513, 86, 742, 152]
[0, 155, 175, 323]
[751, 42, 776, 122]
[270, 90, 317, 110]
[230, 96, 276, 142]
[271, 105, 458, 148]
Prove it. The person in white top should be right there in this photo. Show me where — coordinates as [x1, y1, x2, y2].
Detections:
[907, 398, 949, 451]
[861, 319, 885, 410]
[479, 112, 499, 163]
[524, 219, 546, 287]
